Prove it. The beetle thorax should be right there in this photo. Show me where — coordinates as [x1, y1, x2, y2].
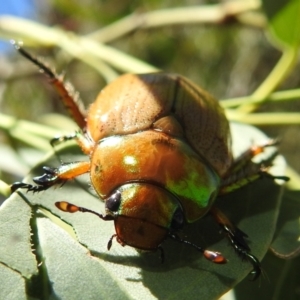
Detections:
[90, 130, 220, 222]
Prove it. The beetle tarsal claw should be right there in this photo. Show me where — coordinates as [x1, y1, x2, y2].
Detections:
[10, 182, 48, 193]
[245, 253, 261, 281]
[262, 172, 290, 182]
[10, 182, 29, 193]
[10, 166, 61, 194]
[222, 226, 262, 280]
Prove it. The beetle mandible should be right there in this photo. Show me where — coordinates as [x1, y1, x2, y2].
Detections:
[11, 42, 288, 281]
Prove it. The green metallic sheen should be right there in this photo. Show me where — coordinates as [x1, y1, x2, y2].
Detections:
[165, 154, 220, 223]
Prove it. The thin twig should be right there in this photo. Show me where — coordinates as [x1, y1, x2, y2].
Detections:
[237, 47, 299, 113]
[87, 0, 261, 43]
[221, 88, 300, 108]
[225, 110, 300, 125]
[0, 16, 159, 76]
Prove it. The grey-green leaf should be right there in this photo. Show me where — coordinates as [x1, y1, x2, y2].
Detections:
[0, 123, 288, 299]
[0, 264, 27, 300]
[0, 195, 38, 278]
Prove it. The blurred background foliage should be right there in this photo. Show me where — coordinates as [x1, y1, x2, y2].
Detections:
[0, 0, 299, 299]
[0, 0, 299, 187]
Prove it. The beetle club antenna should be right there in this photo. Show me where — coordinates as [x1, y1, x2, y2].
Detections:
[55, 201, 114, 220]
[11, 40, 87, 130]
[168, 233, 227, 264]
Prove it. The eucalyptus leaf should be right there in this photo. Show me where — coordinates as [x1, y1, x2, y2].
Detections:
[0, 264, 27, 300]
[262, 0, 300, 48]
[0, 193, 38, 278]
[234, 252, 300, 300]
[0, 123, 287, 299]
[271, 189, 300, 258]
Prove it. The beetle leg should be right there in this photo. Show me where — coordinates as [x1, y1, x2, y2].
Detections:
[50, 133, 78, 147]
[107, 234, 128, 250]
[12, 40, 86, 130]
[50, 131, 94, 155]
[11, 182, 47, 193]
[227, 139, 279, 174]
[11, 161, 90, 193]
[220, 140, 289, 195]
[210, 206, 261, 280]
[219, 163, 264, 195]
[107, 234, 118, 250]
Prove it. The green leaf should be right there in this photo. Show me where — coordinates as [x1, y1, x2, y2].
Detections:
[0, 123, 288, 299]
[235, 253, 300, 300]
[0, 193, 38, 278]
[36, 217, 130, 299]
[271, 189, 300, 258]
[262, 0, 300, 48]
[0, 264, 27, 300]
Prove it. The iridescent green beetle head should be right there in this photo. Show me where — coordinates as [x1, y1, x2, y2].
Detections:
[104, 183, 184, 251]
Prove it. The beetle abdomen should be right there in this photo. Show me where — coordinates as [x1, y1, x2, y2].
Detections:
[87, 73, 232, 176]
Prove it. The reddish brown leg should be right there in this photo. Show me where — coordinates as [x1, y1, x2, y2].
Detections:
[10, 42, 94, 193]
[12, 40, 86, 130]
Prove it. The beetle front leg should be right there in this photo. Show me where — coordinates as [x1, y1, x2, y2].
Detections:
[210, 206, 261, 280]
[11, 161, 90, 193]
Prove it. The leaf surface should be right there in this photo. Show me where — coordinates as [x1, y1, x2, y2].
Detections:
[0, 123, 288, 299]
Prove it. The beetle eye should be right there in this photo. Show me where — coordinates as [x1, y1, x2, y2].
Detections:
[106, 190, 121, 212]
[171, 208, 184, 230]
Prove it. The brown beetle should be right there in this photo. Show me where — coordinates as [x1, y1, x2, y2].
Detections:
[11, 42, 288, 280]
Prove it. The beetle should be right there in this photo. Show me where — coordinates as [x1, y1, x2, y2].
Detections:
[11, 42, 288, 281]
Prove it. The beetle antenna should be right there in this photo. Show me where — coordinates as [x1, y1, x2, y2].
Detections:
[168, 233, 227, 264]
[55, 201, 114, 221]
[11, 40, 87, 130]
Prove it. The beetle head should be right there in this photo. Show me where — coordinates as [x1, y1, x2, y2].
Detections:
[104, 183, 184, 251]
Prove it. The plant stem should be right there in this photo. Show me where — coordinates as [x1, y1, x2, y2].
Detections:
[87, 0, 261, 43]
[0, 113, 60, 150]
[225, 110, 300, 125]
[221, 88, 300, 108]
[237, 46, 299, 113]
[0, 180, 11, 197]
[0, 16, 159, 76]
